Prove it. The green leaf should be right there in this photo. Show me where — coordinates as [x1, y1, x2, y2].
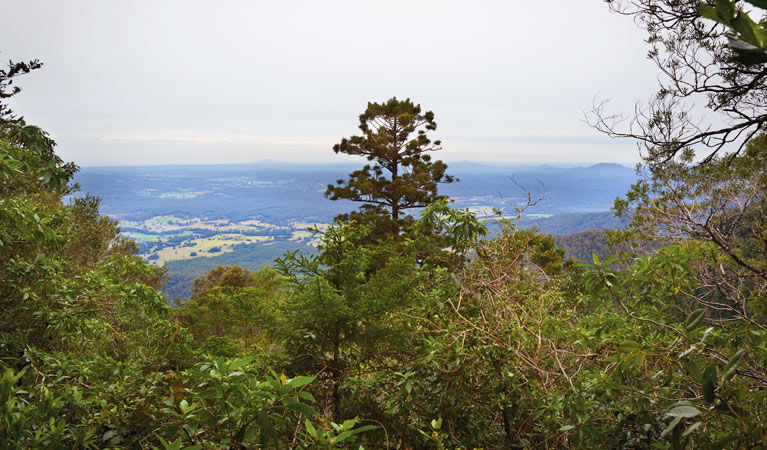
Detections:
[194, 388, 218, 399]
[716, 0, 736, 21]
[352, 425, 378, 433]
[682, 421, 702, 437]
[342, 418, 359, 430]
[698, 4, 728, 24]
[617, 341, 640, 353]
[305, 419, 317, 438]
[296, 391, 316, 403]
[178, 400, 196, 415]
[334, 429, 354, 443]
[286, 375, 315, 390]
[722, 349, 745, 381]
[228, 355, 255, 372]
[702, 365, 717, 403]
[660, 416, 682, 438]
[729, 14, 760, 46]
[683, 309, 705, 331]
[667, 405, 701, 418]
[750, 21, 767, 47]
[682, 360, 702, 382]
[285, 402, 318, 417]
[559, 424, 575, 431]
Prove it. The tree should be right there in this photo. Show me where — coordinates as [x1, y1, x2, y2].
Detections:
[588, 3, 767, 447]
[0, 58, 42, 124]
[591, 0, 767, 164]
[178, 265, 285, 356]
[325, 98, 454, 233]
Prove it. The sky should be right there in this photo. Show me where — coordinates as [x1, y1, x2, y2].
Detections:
[2, 1, 659, 167]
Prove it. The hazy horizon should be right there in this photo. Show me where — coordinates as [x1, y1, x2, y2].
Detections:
[73, 159, 635, 170]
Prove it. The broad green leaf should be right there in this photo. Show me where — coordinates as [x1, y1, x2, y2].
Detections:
[334, 429, 354, 443]
[752, 21, 767, 47]
[305, 419, 317, 438]
[702, 365, 717, 403]
[285, 402, 318, 417]
[667, 405, 701, 418]
[559, 424, 575, 431]
[716, 0, 736, 21]
[682, 360, 702, 382]
[683, 309, 705, 331]
[660, 416, 682, 438]
[352, 425, 378, 433]
[228, 355, 255, 372]
[286, 375, 315, 390]
[697, 5, 726, 24]
[296, 391, 316, 403]
[729, 14, 760, 46]
[618, 341, 640, 353]
[682, 421, 702, 437]
[194, 388, 218, 399]
[722, 349, 745, 381]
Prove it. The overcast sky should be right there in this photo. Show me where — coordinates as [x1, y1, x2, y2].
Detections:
[2, 1, 659, 166]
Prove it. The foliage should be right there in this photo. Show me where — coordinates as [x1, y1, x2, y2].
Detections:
[326, 97, 454, 233]
[0, 65, 369, 449]
[177, 266, 286, 357]
[697, 0, 767, 65]
[593, 0, 767, 163]
[0, 58, 42, 122]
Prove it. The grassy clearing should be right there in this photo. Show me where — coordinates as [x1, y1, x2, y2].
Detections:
[290, 222, 330, 231]
[123, 215, 328, 265]
[124, 230, 199, 243]
[151, 234, 275, 265]
[123, 232, 160, 242]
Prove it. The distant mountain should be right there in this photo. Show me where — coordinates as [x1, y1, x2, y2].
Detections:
[74, 161, 637, 220]
[520, 211, 626, 235]
[71, 160, 637, 300]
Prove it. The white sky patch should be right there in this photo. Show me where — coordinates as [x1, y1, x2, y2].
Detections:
[2, 0, 660, 166]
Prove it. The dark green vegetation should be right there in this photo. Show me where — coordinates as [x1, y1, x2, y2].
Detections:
[164, 241, 316, 301]
[3, 2, 767, 448]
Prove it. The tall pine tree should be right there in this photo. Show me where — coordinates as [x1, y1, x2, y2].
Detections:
[326, 97, 454, 234]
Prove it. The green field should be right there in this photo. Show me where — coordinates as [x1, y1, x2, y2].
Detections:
[122, 215, 327, 266]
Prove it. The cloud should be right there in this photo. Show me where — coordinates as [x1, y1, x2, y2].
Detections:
[97, 135, 237, 145]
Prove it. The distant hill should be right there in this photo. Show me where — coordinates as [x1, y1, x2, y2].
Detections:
[73, 161, 636, 220]
[519, 211, 627, 235]
[71, 161, 637, 300]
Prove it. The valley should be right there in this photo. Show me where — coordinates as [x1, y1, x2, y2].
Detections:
[71, 160, 636, 298]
